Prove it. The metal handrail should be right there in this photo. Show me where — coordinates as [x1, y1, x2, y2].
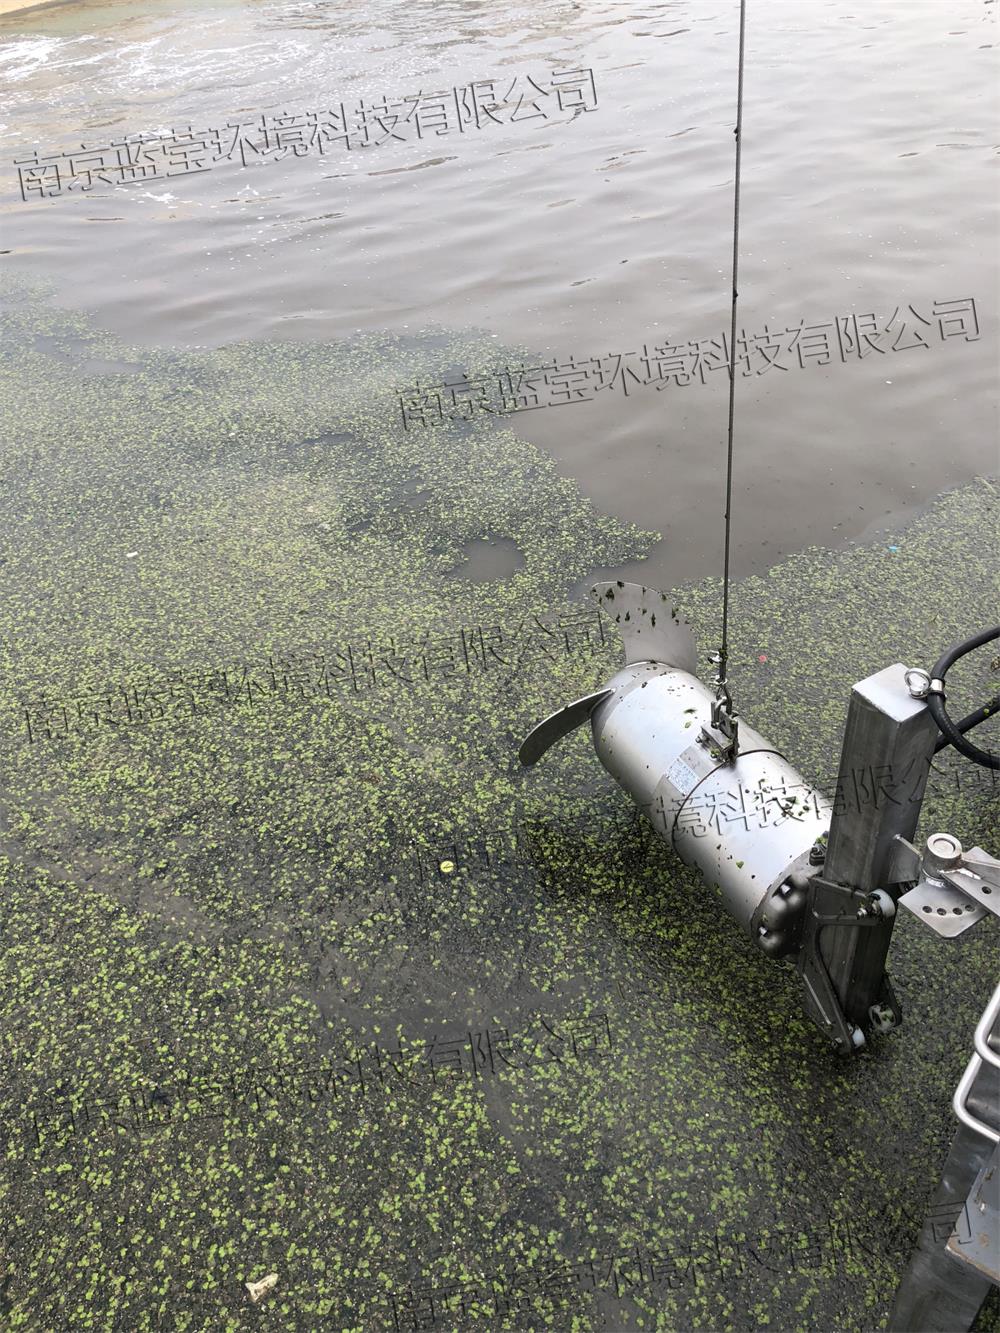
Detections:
[953, 980, 1000, 1144]
[973, 980, 1000, 1070]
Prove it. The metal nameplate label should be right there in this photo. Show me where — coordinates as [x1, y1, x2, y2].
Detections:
[666, 755, 701, 796]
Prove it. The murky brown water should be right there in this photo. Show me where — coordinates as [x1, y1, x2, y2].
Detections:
[1, 0, 997, 586]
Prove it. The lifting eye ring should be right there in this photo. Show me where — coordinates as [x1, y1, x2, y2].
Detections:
[904, 667, 931, 699]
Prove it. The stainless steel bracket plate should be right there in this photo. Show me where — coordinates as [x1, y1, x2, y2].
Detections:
[898, 879, 987, 936]
[946, 1143, 999, 1283]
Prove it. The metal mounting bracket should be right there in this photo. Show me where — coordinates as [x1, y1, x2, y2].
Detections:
[894, 834, 1000, 937]
[700, 696, 740, 763]
[795, 874, 901, 1052]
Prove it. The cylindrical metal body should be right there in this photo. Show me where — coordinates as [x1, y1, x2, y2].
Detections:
[590, 662, 830, 933]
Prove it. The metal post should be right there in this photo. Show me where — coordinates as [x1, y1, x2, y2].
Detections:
[825, 663, 941, 890]
[817, 663, 940, 1031]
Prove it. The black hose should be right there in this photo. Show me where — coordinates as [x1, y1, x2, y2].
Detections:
[933, 694, 1000, 754]
[926, 626, 1000, 769]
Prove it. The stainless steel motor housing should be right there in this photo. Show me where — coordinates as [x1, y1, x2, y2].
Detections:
[589, 662, 830, 933]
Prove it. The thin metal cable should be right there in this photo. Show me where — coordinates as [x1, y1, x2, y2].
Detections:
[718, 0, 747, 701]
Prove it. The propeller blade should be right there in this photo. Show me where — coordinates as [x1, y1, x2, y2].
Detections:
[518, 688, 615, 767]
[591, 581, 698, 673]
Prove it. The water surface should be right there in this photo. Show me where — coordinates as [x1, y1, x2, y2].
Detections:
[2, 0, 996, 584]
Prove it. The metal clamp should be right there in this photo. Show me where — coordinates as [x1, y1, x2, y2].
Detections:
[903, 667, 947, 698]
[893, 834, 999, 937]
[701, 687, 740, 764]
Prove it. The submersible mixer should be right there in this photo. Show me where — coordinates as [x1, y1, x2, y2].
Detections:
[520, 580, 829, 955]
[519, 579, 1000, 1055]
